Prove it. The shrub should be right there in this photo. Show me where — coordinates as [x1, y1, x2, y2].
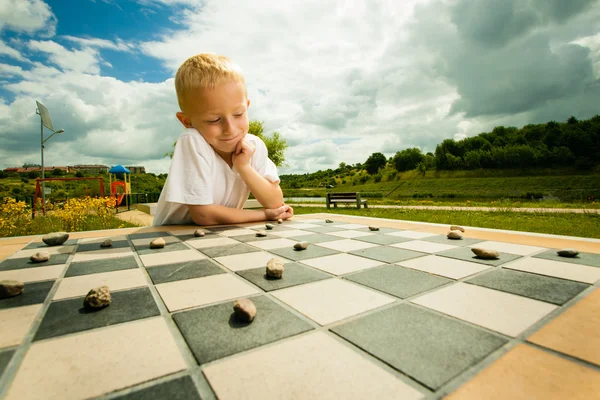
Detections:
[373, 173, 382, 183]
[0, 198, 31, 236]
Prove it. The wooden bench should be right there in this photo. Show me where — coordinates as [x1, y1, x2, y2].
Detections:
[326, 192, 368, 209]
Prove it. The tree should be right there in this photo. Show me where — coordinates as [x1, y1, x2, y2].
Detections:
[364, 152, 387, 174]
[393, 148, 425, 171]
[248, 120, 288, 167]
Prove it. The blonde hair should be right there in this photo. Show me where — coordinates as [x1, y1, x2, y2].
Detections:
[175, 53, 246, 112]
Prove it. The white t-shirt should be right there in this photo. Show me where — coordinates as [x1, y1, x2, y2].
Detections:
[153, 129, 280, 226]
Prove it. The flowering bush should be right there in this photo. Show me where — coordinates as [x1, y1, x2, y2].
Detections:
[0, 198, 31, 237]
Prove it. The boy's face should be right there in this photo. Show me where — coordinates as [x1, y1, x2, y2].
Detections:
[176, 80, 250, 161]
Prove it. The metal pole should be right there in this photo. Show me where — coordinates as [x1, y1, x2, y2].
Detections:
[40, 116, 45, 215]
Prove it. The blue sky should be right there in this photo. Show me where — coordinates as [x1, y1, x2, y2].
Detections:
[1, 0, 599, 174]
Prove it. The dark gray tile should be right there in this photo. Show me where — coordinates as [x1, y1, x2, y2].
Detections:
[268, 245, 339, 261]
[0, 253, 71, 271]
[533, 249, 600, 268]
[231, 233, 278, 243]
[0, 280, 55, 310]
[421, 234, 484, 247]
[77, 240, 131, 252]
[136, 242, 188, 255]
[349, 246, 426, 263]
[0, 349, 15, 380]
[128, 231, 171, 239]
[356, 227, 402, 234]
[205, 225, 245, 233]
[147, 259, 225, 284]
[466, 269, 589, 305]
[173, 232, 217, 242]
[248, 224, 296, 232]
[237, 263, 330, 291]
[300, 226, 345, 234]
[331, 304, 507, 390]
[65, 256, 139, 277]
[112, 376, 201, 400]
[286, 233, 339, 244]
[23, 239, 79, 249]
[345, 265, 452, 299]
[173, 295, 313, 364]
[199, 243, 260, 258]
[354, 234, 413, 246]
[437, 246, 522, 266]
[34, 287, 159, 341]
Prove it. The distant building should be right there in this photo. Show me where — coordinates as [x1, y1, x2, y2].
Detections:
[3, 166, 70, 174]
[71, 164, 109, 174]
[125, 166, 146, 174]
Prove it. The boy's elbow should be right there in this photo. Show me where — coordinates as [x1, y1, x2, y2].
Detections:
[188, 205, 217, 226]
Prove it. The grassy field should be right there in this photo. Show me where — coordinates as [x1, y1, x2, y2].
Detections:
[293, 206, 600, 239]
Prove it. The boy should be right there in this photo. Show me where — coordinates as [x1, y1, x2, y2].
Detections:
[153, 53, 293, 226]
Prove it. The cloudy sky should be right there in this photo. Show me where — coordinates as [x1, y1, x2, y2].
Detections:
[1, 0, 599, 174]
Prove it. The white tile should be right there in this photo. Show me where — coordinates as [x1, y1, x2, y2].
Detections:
[391, 240, 458, 253]
[187, 237, 239, 249]
[385, 231, 438, 239]
[316, 239, 379, 252]
[411, 282, 557, 337]
[334, 223, 369, 230]
[505, 257, 600, 284]
[214, 251, 284, 271]
[219, 228, 257, 237]
[293, 218, 326, 223]
[272, 279, 394, 325]
[155, 274, 260, 311]
[5, 318, 187, 400]
[398, 255, 491, 279]
[468, 241, 547, 256]
[0, 264, 65, 283]
[247, 238, 298, 250]
[10, 245, 75, 258]
[283, 223, 322, 229]
[204, 331, 424, 400]
[302, 253, 383, 275]
[131, 236, 179, 247]
[79, 236, 128, 243]
[168, 228, 209, 235]
[0, 304, 42, 349]
[269, 229, 314, 238]
[139, 249, 206, 267]
[53, 268, 147, 300]
[71, 247, 134, 263]
[327, 230, 375, 239]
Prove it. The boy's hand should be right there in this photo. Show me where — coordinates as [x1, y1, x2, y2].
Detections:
[232, 137, 255, 170]
[264, 204, 294, 221]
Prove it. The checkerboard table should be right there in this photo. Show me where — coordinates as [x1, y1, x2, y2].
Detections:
[1, 215, 599, 399]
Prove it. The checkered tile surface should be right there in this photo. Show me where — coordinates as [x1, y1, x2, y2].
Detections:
[1, 218, 599, 399]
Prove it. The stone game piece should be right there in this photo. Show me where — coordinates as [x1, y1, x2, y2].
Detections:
[266, 258, 284, 279]
[265, 223, 274, 230]
[557, 248, 579, 258]
[325, 219, 333, 223]
[294, 241, 309, 251]
[42, 232, 69, 246]
[369, 226, 379, 231]
[447, 230, 463, 240]
[83, 286, 111, 309]
[29, 251, 50, 263]
[256, 231, 268, 237]
[233, 298, 256, 322]
[471, 248, 499, 259]
[277, 219, 283, 224]
[149, 237, 166, 249]
[194, 229, 205, 237]
[450, 225, 465, 232]
[0, 280, 24, 298]
[100, 239, 113, 248]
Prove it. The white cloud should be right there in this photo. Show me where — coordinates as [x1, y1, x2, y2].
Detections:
[62, 36, 133, 52]
[0, 40, 28, 62]
[28, 40, 102, 74]
[0, 0, 56, 37]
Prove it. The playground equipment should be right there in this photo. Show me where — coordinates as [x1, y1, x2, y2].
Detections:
[108, 165, 131, 207]
[34, 177, 105, 216]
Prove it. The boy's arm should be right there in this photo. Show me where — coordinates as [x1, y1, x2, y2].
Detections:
[188, 204, 293, 226]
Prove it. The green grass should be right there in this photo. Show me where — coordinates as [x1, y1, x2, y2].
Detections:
[293, 206, 600, 239]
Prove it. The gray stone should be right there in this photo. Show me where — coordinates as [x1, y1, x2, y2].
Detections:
[293, 241, 309, 251]
[277, 219, 283, 224]
[325, 219, 334, 223]
[447, 230, 464, 240]
[265, 223, 274, 230]
[42, 232, 69, 246]
[450, 225, 465, 232]
[233, 298, 256, 322]
[194, 229, 205, 237]
[83, 286, 111, 309]
[557, 248, 579, 258]
[266, 258, 284, 279]
[100, 239, 112, 248]
[29, 251, 50, 263]
[256, 231, 268, 237]
[368, 226, 380, 231]
[149, 237, 166, 249]
[0, 280, 24, 298]
[471, 248, 499, 259]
